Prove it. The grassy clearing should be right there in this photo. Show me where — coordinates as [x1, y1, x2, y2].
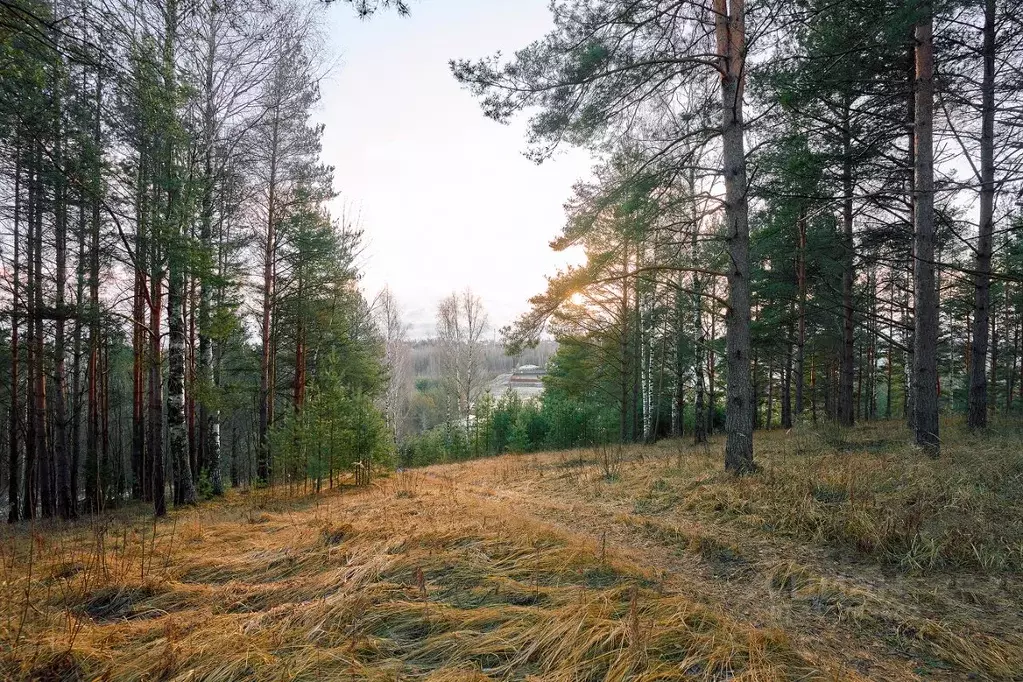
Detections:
[489, 418, 1023, 573]
[430, 418, 1023, 680]
[2, 419, 1021, 681]
[0, 474, 819, 681]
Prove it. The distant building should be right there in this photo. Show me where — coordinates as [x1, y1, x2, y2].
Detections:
[510, 364, 544, 385]
[487, 364, 546, 401]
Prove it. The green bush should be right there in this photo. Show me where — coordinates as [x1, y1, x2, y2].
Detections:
[400, 389, 619, 465]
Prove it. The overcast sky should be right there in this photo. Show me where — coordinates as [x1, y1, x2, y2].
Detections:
[315, 0, 592, 339]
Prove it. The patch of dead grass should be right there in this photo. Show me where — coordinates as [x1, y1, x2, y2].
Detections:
[0, 480, 823, 681]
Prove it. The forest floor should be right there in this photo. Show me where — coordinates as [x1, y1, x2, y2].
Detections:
[2, 420, 1022, 681]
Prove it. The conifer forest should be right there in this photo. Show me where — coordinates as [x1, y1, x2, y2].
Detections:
[1, 1, 1022, 680]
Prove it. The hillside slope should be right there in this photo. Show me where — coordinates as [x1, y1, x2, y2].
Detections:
[2, 422, 1021, 681]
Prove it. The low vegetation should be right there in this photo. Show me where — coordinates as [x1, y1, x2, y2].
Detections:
[0, 421, 1020, 681]
[0, 479, 810, 681]
[669, 421, 1023, 573]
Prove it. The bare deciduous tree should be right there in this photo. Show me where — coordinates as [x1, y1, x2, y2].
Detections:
[375, 287, 414, 444]
[436, 289, 490, 432]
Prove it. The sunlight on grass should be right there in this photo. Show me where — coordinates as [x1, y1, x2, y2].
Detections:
[2, 420, 1021, 680]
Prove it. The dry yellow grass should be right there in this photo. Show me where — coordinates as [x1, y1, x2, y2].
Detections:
[428, 419, 1023, 681]
[0, 477, 816, 680]
[1, 419, 1020, 681]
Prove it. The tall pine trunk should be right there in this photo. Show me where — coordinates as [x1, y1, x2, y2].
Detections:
[838, 104, 856, 427]
[672, 271, 685, 438]
[8, 145, 21, 523]
[968, 0, 996, 429]
[32, 140, 51, 519]
[905, 35, 917, 431]
[53, 110, 74, 520]
[716, 0, 754, 474]
[23, 157, 36, 521]
[619, 244, 630, 443]
[781, 333, 793, 429]
[71, 184, 85, 515]
[258, 111, 279, 484]
[795, 211, 807, 416]
[131, 154, 147, 502]
[149, 249, 166, 516]
[692, 229, 707, 444]
[912, 2, 940, 454]
[84, 77, 104, 512]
